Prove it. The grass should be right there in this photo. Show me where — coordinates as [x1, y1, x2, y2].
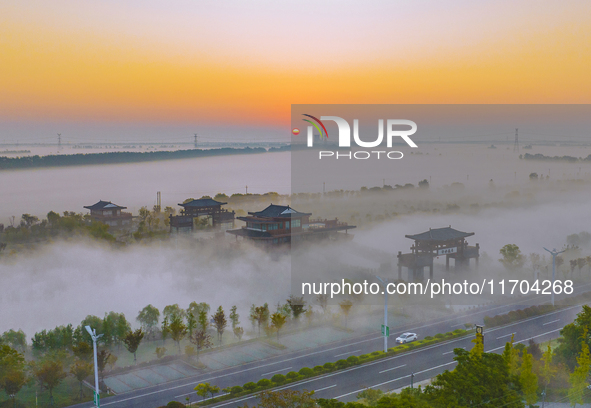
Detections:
[0, 376, 93, 408]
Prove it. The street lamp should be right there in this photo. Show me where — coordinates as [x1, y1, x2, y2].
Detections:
[376, 276, 389, 352]
[543, 248, 565, 306]
[85, 326, 104, 408]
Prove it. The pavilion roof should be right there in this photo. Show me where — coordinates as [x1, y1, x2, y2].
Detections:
[248, 204, 311, 218]
[405, 227, 474, 242]
[179, 198, 226, 208]
[84, 200, 127, 210]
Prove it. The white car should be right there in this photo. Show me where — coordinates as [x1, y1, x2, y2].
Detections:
[395, 332, 418, 344]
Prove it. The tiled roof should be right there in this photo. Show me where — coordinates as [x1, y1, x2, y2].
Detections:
[84, 200, 127, 210]
[179, 198, 226, 208]
[248, 204, 311, 218]
[405, 227, 474, 242]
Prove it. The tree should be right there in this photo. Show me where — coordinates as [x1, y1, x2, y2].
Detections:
[251, 389, 318, 408]
[499, 244, 525, 270]
[187, 312, 197, 338]
[519, 350, 538, 406]
[97, 349, 111, 383]
[169, 314, 188, 353]
[540, 344, 556, 391]
[271, 313, 287, 341]
[212, 306, 227, 343]
[252, 304, 270, 337]
[70, 359, 93, 399]
[569, 329, 591, 407]
[234, 327, 244, 341]
[195, 382, 212, 401]
[72, 341, 93, 362]
[155, 347, 166, 359]
[317, 294, 329, 314]
[287, 296, 306, 320]
[187, 302, 210, 324]
[1, 329, 27, 353]
[163, 304, 186, 321]
[229, 305, 240, 331]
[339, 300, 353, 328]
[137, 305, 160, 341]
[123, 329, 144, 363]
[190, 330, 213, 362]
[161, 316, 170, 345]
[198, 309, 209, 332]
[33, 357, 67, 406]
[0, 345, 27, 408]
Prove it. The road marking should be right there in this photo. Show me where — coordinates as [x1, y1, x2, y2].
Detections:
[543, 319, 560, 326]
[496, 332, 516, 340]
[314, 384, 337, 392]
[443, 348, 464, 355]
[335, 349, 361, 358]
[261, 367, 292, 376]
[379, 364, 406, 374]
[336, 361, 458, 399]
[487, 328, 562, 353]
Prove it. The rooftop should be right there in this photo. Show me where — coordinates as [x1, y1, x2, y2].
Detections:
[179, 198, 227, 208]
[405, 226, 474, 242]
[248, 204, 311, 218]
[84, 200, 127, 211]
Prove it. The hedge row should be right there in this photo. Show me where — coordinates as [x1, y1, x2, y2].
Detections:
[483, 304, 558, 327]
[483, 291, 591, 328]
[194, 328, 470, 406]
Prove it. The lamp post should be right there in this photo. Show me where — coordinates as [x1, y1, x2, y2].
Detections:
[543, 248, 565, 306]
[85, 326, 104, 407]
[376, 276, 389, 352]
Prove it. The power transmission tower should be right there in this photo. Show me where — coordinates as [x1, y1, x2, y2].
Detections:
[194, 133, 198, 148]
[513, 128, 519, 152]
[57, 133, 62, 149]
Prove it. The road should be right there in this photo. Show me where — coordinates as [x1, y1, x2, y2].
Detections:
[70, 298, 583, 408]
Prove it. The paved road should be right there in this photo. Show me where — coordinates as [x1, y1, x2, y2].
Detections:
[70, 297, 583, 408]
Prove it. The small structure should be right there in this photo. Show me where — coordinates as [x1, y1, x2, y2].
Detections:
[397, 226, 480, 281]
[169, 198, 235, 233]
[84, 200, 132, 228]
[227, 204, 355, 246]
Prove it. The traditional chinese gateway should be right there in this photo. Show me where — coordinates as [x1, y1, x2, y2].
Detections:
[227, 204, 355, 245]
[397, 226, 480, 281]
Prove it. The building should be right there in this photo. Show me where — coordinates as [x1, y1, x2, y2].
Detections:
[169, 198, 235, 233]
[84, 200, 132, 228]
[227, 204, 355, 246]
[397, 226, 480, 281]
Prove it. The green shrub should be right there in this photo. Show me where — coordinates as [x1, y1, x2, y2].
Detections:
[230, 386, 243, 395]
[360, 354, 370, 359]
[286, 371, 299, 379]
[313, 365, 324, 373]
[434, 333, 444, 339]
[371, 351, 381, 356]
[336, 359, 349, 369]
[346, 356, 359, 364]
[445, 332, 453, 337]
[453, 329, 463, 334]
[395, 345, 405, 350]
[167, 402, 185, 408]
[323, 362, 335, 371]
[271, 374, 286, 384]
[424, 336, 433, 340]
[299, 367, 313, 376]
[243, 382, 257, 391]
[257, 378, 272, 387]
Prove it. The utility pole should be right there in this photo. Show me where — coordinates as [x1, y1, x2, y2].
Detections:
[543, 247, 566, 306]
[376, 276, 389, 352]
[513, 128, 519, 152]
[245, 185, 248, 195]
[194, 133, 198, 148]
[85, 326, 104, 408]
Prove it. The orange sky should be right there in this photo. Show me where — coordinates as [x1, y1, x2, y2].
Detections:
[1, 0, 590, 128]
